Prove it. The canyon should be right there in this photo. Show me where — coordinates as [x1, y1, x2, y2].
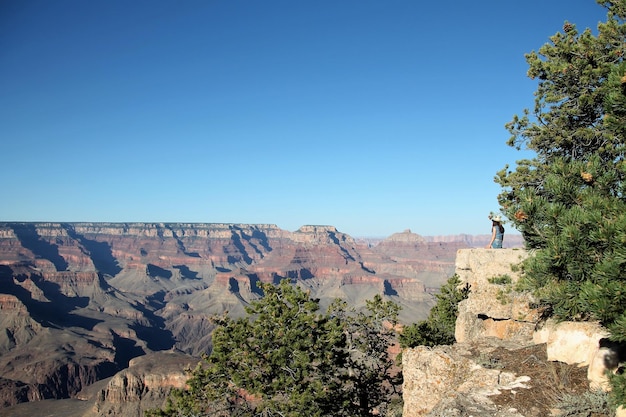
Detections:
[0, 222, 523, 415]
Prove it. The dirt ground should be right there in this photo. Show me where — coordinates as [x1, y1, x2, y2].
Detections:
[473, 343, 610, 417]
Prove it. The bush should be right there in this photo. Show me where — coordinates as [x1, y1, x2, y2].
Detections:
[399, 274, 470, 348]
[147, 280, 403, 417]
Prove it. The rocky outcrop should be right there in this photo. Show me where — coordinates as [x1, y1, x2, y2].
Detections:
[403, 248, 538, 417]
[403, 341, 533, 417]
[90, 352, 195, 417]
[402, 248, 620, 417]
[454, 248, 538, 343]
[0, 352, 196, 417]
[533, 319, 624, 394]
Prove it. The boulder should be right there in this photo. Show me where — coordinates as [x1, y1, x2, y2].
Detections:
[533, 319, 609, 366]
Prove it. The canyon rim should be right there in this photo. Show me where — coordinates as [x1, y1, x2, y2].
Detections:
[0, 222, 523, 414]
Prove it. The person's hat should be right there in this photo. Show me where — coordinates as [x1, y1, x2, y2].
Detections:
[492, 215, 502, 222]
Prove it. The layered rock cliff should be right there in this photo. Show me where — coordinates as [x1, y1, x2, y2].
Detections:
[0, 221, 490, 412]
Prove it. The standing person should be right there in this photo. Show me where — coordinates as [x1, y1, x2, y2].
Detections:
[486, 215, 505, 249]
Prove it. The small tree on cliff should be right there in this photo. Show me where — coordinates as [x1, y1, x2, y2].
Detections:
[399, 274, 470, 348]
[328, 294, 403, 416]
[147, 280, 402, 417]
[494, 0, 626, 405]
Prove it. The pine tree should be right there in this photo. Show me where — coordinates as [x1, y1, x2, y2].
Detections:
[328, 294, 403, 416]
[494, 0, 626, 406]
[495, 0, 626, 324]
[147, 280, 402, 417]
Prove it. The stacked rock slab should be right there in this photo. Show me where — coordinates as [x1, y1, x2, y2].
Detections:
[454, 248, 538, 343]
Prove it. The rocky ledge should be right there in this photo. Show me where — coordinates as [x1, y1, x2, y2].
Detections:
[403, 248, 624, 417]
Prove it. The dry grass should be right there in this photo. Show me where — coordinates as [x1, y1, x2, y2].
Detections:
[478, 343, 613, 416]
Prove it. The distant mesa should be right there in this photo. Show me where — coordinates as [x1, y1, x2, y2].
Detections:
[296, 225, 338, 233]
[384, 229, 426, 243]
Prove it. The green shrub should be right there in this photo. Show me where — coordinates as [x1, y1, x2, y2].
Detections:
[147, 280, 402, 417]
[554, 390, 612, 417]
[399, 274, 470, 348]
[488, 274, 512, 285]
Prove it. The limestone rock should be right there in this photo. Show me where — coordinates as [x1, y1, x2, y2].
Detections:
[454, 248, 540, 344]
[402, 340, 531, 417]
[533, 319, 609, 365]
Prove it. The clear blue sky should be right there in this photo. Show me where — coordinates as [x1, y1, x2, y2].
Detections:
[0, 0, 608, 237]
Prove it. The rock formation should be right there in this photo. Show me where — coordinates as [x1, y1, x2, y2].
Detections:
[402, 248, 620, 417]
[454, 248, 537, 343]
[90, 352, 194, 417]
